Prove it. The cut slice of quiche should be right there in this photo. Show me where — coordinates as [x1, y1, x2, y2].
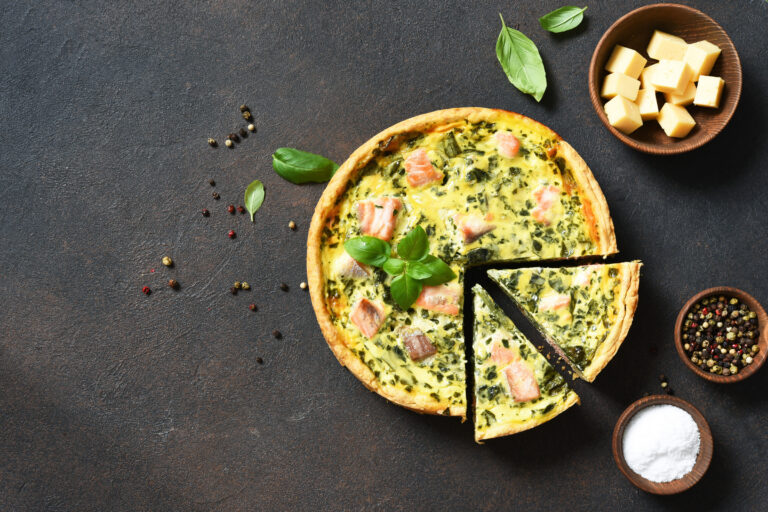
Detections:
[472, 285, 579, 442]
[488, 262, 641, 382]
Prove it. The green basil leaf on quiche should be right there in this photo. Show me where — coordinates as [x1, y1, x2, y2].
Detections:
[382, 257, 406, 276]
[420, 255, 457, 286]
[396, 226, 429, 261]
[272, 147, 340, 184]
[496, 13, 547, 102]
[390, 273, 423, 310]
[405, 261, 433, 280]
[244, 179, 265, 222]
[539, 6, 587, 33]
[344, 236, 390, 267]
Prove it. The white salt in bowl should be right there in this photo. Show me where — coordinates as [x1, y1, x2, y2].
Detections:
[612, 395, 713, 495]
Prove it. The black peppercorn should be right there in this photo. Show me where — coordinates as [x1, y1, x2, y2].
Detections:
[230, 287, 238, 295]
[239, 104, 249, 112]
[208, 179, 215, 186]
[280, 283, 289, 292]
[212, 192, 220, 200]
[272, 330, 282, 339]
[256, 357, 263, 364]
[239, 127, 248, 137]
[228, 133, 239, 143]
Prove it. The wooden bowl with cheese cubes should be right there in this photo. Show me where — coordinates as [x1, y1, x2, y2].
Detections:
[588, 3, 741, 154]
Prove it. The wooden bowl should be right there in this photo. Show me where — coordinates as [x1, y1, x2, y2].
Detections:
[612, 395, 713, 494]
[674, 287, 768, 383]
[588, 4, 742, 154]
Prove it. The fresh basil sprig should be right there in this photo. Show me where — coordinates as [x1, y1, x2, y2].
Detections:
[496, 13, 547, 102]
[343, 226, 457, 310]
[539, 6, 587, 33]
[244, 179, 265, 222]
[272, 148, 339, 184]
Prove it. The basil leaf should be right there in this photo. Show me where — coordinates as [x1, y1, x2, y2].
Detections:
[344, 237, 390, 267]
[406, 261, 432, 280]
[397, 226, 429, 261]
[496, 14, 547, 102]
[420, 255, 457, 286]
[390, 274, 423, 310]
[244, 179, 265, 222]
[382, 258, 405, 276]
[539, 6, 587, 33]
[272, 147, 340, 184]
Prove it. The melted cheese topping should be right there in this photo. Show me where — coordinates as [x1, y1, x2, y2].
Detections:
[473, 286, 576, 438]
[489, 264, 627, 374]
[320, 119, 602, 411]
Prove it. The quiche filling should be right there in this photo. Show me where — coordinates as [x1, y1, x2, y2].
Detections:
[473, 285, 578, 441]
[488, 262, 640, 378]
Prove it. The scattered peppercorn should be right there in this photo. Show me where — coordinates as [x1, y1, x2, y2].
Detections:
[248, 124, 255, 132]
[300, 281, 307, 290]
[202, 208, 210, 217]
[256, 357, 263, 364]
[212, 192, 220, 200]
[241, 282, 250, 290]
[208, 138, 217, 147]
[665, 387, 674, 395]
[239, 127, 248, 137]
[272, 330, 282, 339]
[280, 283, 289, 292]
[208, 179, 215, 186]
[288, 221, 296, 230]
[230, 287, 238, 295]
[249, 303, 257, 311]
[227, 133, 239, 143]
[225, 139, 233, 148]
[142, 286, 151, 295]
[228, 230, 236, 239]
[239, 104, 249, 112]
[242, 111, 252, 121]
[237, 205, 245, 214]
[682, 294, 759, 374]
[168, 279, 179, 289]
[162, 256, 173, 267]
[234, 281, 242, 290]
[227, 204, 235, 214]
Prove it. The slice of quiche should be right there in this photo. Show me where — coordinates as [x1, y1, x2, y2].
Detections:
[488, 262, 641, 382]
[473, 285, 579, 442]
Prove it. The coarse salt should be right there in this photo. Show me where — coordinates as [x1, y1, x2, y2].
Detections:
[622, 404, 700, 483]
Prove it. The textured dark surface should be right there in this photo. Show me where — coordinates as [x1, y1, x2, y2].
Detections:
[1, 1, 766, 510]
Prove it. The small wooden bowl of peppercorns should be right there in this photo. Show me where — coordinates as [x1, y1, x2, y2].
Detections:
[675, 287, 768, 383]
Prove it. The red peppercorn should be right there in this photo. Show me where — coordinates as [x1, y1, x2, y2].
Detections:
[202, 208, 210, 217]
[227, 204, 235, 214]
[691, 323, 697, 328]
[702, 307, 708, 315]
[715, 309, 721, 316]
[142, 286, 151, 295]
[228, 229, 236, 239]
[237, 205, 245, 214]
[249, 303, 257, 311]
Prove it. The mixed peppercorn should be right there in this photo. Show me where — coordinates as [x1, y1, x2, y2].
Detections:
[682, 295, 760, 376]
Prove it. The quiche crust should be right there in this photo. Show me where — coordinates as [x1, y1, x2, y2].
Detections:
[477, 392, 580, 442]
[580, 260, 642, 382]
[307, 107, 618, 417]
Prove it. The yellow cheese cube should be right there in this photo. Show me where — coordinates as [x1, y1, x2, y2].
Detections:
[640, 63, 659, 90]
[693, 75, 725, 108]
[601, 72, 640, 101]
[647, 30, 688, 61]
[604, 95, 643, 134]
[635, 89, 659, 120]
[650, 60, 693, 94]
[658, 103, 696, 138]
[684, 41, 722, 81]
[664, 81, 697, 106]
[605, 45, 648, 79]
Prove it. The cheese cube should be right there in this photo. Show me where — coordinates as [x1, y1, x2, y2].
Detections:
[658, 103, 696, 138]
[605, 45, 647, 79]
[601, 72, 640, 101]
[664, 81, 697, 106]
[650, 60, 694, 94]
[693, 75, 725, 108]
[647, 30, 688, 61]
[640, 63, 659, 90]
[605, 95, 643, 134]
[635, 89, 659, 120]
[684, 41, 722, 81]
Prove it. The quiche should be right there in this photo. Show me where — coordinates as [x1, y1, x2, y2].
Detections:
[473, 285, 579, 442]
[307, 108, 618, 418]
[488, 262, 641, 382]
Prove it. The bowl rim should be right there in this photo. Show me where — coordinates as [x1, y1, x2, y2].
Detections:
[674, 286, 768, 383]
[588, 3, 743, 155]
[612, 394, 713, 495]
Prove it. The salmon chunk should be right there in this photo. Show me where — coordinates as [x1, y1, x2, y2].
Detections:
[405, 148, 443, 187]
[334, 252, 369, 278]
[531, 184, 561, 225]
[401, 329, 437, 361]
[415, 284, 460, 316]
[454, 213, 496, 244]
[357, 197, 402, 241]
[573, 265, 597, 287]
[350, 298, 386, 339]
[503, 361, 541, 402]
[539, 292, 571, 311]
[494, 131, 521, 159]
[490, 334, 519, 367]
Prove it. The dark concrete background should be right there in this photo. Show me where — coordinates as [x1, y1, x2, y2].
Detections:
[1, 1, 766, 510]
